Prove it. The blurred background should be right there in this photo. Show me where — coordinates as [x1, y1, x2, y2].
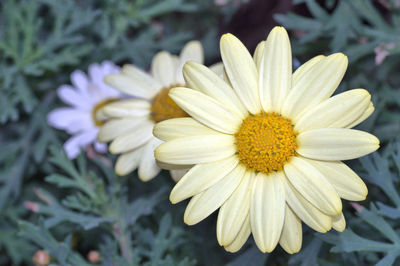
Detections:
[1, 0, 400, 265]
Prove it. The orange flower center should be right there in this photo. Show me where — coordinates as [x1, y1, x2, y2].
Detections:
[92, 98, 118, 127]
[151, 85, 189, 122]
[235, 112, 298, 174]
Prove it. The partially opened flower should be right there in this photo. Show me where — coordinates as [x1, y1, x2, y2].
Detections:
[154, 27, 379, 253]
[47, 61, 121, 158]
[98, 41, 221, 182]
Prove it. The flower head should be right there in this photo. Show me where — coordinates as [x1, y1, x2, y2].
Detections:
[47, 61, 121, 158]
[98, 41, 221, 182]
[154, 27, 379, 253]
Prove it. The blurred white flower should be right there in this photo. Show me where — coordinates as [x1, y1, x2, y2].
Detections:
[47, 61, 122, 158]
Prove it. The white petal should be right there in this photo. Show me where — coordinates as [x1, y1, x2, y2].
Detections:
[94, 141, 107, 153]
[283, 176, 332, 233]
[183, 61, 247, 118]
[170, 155, 239, 203]
[169, 87, 242, 134]
[115, 146, 145, 176]
[70, 70, 89, 94]
[183, 164, 245, 225]
[253, 41, 265, 70]
[176, 41, 204, 83]
[64, 130, 97, 159]
[121, 64, 161, 92]
[97, 117, 150, 142]
[297, 128, 380, 160]
[151, 51, 176, 86]
[153, 117, 220, 141]
[284, 157, 342, 216]
[250, 171, 285, 253]
[217, 171, 253, 246]
[282, 53, 348, 121]
[104, 74, 157, 99]
[220, 34, 261, 114]
[224, 215, 251, 253]
[259, 26, 292, 112]
[109, 120, 153, 154]
[295, 89, 371, 132]
[346, 102, 374, 128]
[279, 205, 302, 254]
[332, 213, 346, 232]
[155, 134, 236, 165]
[169, 168, 190, 182]
[305, 159, 368, 201]
[138, 137, 162, 181]
[208, 62, 224, 78]
[47, 108, 92, 133]
[292, 55, 325, 85]
[57, 85, 92, 110]
[101, 99, 151, 118]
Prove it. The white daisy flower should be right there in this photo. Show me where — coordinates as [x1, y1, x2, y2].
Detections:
[154, 27, 379, 253]
[47, 61, 122, 159]
[98, 41, 222, 182]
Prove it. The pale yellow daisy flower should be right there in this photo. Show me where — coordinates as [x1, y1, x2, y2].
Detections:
[97, 41, 221, 182]
[154, 27, 379, 253]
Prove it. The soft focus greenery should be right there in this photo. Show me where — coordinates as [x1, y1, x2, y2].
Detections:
[1, 0, 400, 265]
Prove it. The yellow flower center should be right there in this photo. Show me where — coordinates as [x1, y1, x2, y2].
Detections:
[235, 112, 298, 174]
[92, 98, 118, 127]
[151, 85, 189, 122]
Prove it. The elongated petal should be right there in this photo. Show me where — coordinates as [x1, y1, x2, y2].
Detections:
[97, 117, 149, 142]
[109, 121, 153, 154]
[224, 215, 251, 253]
[217, 171, 254, 246]
[292, 55, 325, 85]
[346, 102, 374, 128]
[183, 61, 247, 118]
[259, 26, 292, 112]
[169, 87, 242, 134]
[250, 171, 285, 253]
[332, 213, 346, 232]
[170, 155, 239, 203]
[176, 41, 204, 83]
[115, 146, 144, 176]
[305, 159, 368, 201]
[297, 128, 380, 160]
[170, 169, 189, 182]
[153, 117, 219, 141]
[155, 134, 235, 165]
[279, 205, 302, 254]
[282, 53, 348, 121]
[184, 164, 245, 225]
[283, 176, 332, 233]
[220, 33, 261, 114]
[284, 157, 342, 216]
[121, 64, 161, 92]
[253, 41, 265, 70]
[156, 160, 191, 170]
[138, 137, 162, 181]
[295, 89, 371, 132]
[151, 51, 176, 86]
[102, 99, 151, 118]
[104, 74, 156, 99]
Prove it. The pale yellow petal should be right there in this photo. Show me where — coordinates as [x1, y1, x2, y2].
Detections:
[156, 160, 191, 170]
[208, 62, 225, 78]
[170, 155, 239, 204]
[283, 176, 332, 233]
[281, 53, 348, 121]
[284, 157, 342, 216]
[97, 117, 149, 142]
[153, 117, 220, 141]
[101, 99, 151, 119]
[253, 41, 265, 70]
[297, 128, 380, 160]
[151, 51, 175, 86]
[104, 74, 157, 99]
[250, 171, 285, 253]
[292, 55, 325, 85]
[279, 205, 302, 254]
[332, 213, 346, 232]
[183, 164, 245, 225]
[154, 134, 236, 165]
[217, 171, 254, 246]
[121, 64, 161, 91]
[138, 137, 162, 182]
[295, 89, 371, 132]
[176, 41, 204, 84]
[220, 33, 261, 114]
[183, 61, 247, 118]
[169, 87, 242, 134]
[224, 215, 251, 253]
[115, 146, 144, 176]
[259, 26, 292, 112]
[346, 102, 374, 128]
[109, 120, 153, 154]
[305, 159, 368, 201]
